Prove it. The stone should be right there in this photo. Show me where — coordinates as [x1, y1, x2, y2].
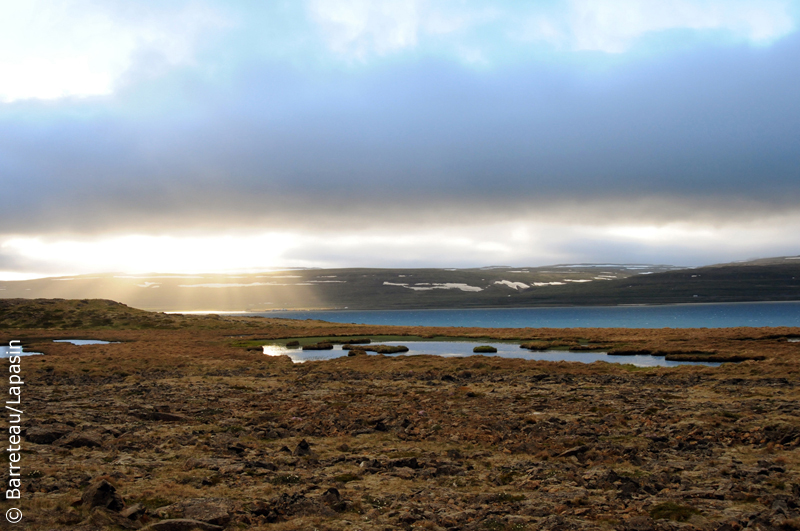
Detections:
[56, 432, 103, 448]
[25, 424, 71, 444]
[120, 503, 146, 520]
[156, 498, 234, 526]
[293, 439, 311, 456]
[319, 487, 346, 511]
[558, 445, 590, 458]
[82, 479, 125, 511]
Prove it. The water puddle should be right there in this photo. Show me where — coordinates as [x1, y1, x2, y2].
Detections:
[0, 345, 43, 357]
[53, 339, 116, 345]
[263, 340, 721, 367]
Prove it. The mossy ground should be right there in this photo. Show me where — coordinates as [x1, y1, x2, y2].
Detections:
[1, 299, 799, 530]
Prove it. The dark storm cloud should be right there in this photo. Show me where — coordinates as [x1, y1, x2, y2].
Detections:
[2, 33, 800, 236]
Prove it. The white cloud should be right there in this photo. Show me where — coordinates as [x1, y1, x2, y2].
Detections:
[3, 210, 800, 279]
[307, 1, 797, 60]
[0, 0, 227, 102]
[306, 0, 494, 59]
[2, 233, 297, 275]
[307, 0, 422, 58]
[521, 0, 796, 53]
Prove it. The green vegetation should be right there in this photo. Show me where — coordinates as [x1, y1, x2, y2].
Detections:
[649, 502, 701, 521]
[0, 298, 241, 330]
[473, 345, 498, 353]
[492, 493, 526, 503]
[270, 474, 301, 485]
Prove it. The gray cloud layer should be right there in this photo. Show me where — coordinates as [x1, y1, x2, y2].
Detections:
[2, 33, 800, 237]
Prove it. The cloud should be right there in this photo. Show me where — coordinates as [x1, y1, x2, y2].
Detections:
[0, 0, 228, 102]
[5, 30, 800, 235]
[307, 0, 423, 58]
[2, 1, 800, 277]
[4, 209, 800, 278]
[520, 0, 797, 53]
[306, 1, 798, 61]
[306, 0, 499, 61]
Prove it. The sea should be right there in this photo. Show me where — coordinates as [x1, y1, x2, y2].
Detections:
[248, 301, 800, 329]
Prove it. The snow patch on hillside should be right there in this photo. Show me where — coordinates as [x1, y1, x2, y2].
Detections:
[383, 282, 483, 292]
[494, 280, 530, 290]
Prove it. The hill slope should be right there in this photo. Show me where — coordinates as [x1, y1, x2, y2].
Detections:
[0, 257, 798, 311]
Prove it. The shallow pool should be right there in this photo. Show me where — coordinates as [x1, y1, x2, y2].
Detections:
[263, 340, 721, 367]
[0, 345, 42, 357]
[53, 339, 116, 345]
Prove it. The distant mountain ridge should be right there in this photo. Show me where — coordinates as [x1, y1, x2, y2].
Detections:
[0, 256, 798, 312]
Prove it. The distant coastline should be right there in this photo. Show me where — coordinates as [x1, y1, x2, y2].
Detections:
[1, 256, 798, 313]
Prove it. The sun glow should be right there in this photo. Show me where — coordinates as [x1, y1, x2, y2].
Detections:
[605, 225, 715, 242]
[2, 233, 298, 276]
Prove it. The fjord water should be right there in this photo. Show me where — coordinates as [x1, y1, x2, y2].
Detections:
[253, 301, 800, 328]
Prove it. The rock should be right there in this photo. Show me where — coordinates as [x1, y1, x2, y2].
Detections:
[140, 519, 224, 531]
[262, 428, 282, 439]
[249, 501, 279, 522]
[558, 445, 589, 458]
[184, 500, 233, 526]
[359, 459, 381, 469]
[293, 439, 311, 456]
[389, 457, 420, 469]
[26, 424, 71, 444]
[56, 432, 103, 448]
[319, 487, 346, 511]
[247, 460, 277, 471]
[435, 464, 464, 476]
[120, 503, 146, 520]
[151, 411, 187, 422]
[155, 498, 234, 526]
[131, 408, 186, 421]
[82, 479, 125, 511]
[393, 467, 416, 479]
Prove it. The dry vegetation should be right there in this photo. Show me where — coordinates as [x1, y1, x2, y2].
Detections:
[1, 299, 799, 530]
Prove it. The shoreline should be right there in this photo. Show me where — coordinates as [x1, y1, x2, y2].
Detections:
[157, 298, 800, 315]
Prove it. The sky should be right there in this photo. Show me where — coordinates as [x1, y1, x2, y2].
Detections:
[2, 0, 800, 279]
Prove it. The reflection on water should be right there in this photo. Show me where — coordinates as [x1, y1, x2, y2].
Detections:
[0, 346, 43, 357]
[263, 341, 720, 367]
[53, 339, 116, 345]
